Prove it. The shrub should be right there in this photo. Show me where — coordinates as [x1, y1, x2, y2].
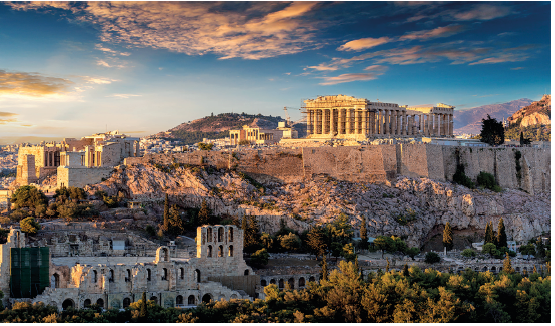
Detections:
[20, 217, 40, 235]
[424, 252, 441, 264]
[453, 164, 475, 188]
[238, 140, 250, 146]
[476, 171, 499, 191]
[198, 142, 214, 150]
[461, 249, 476, 258]
[145, 225, 156, 237]
[250, 248, 269, 267]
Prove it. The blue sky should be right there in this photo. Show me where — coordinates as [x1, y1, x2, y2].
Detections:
[0, 1, 551, 144]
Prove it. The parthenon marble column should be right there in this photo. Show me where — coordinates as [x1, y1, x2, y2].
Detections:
[361, 111, 367, 136]
[383, 109, 389, 135]
[391, 110, 397, 136]
[449, 114, 454, 136]
[401, 112, 406, 136]
[370, 111, 375, 135]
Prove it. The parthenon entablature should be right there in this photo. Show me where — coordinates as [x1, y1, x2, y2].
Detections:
[303, 95, 454, 139]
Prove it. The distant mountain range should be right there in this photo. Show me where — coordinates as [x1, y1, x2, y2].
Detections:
[453, 98, 533, 135]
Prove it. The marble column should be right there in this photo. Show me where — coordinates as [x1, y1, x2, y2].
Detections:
[329, 109, 335, 135]
[401, 112, 406, 136]
[449, 114, 454, 136]
[361, 110, 367, 136]
[391, 110, 397, 136]
[370, 111, 375, 135]
[354, 110, 359, 134]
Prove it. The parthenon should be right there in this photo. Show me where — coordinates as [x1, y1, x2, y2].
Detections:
[303, 95, 454, 139]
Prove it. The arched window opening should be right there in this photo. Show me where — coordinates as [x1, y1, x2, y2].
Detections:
[108, 269, 114, 282]
[123, 298, 131, 308]
[309, 276, 315, 283]
[180, 268, 184, 280]
[482, 266, 488, 272]
[228, 228, 233, 242]
[244, 269, 249, 276]
[298, 277, 305, 288]
[84, 299, 91, 308]
[195, 269, 201, 283]
[218, 227, 224, 242]
[207, 245, 212, 258]
[270, 279, 276, 284]
[176, 295, 183, 306]
[147, 269, 152, 281]
[261, 280, 267, 286]
[218, 245, 223, 257]
[150, 296, 158, 304]
[490, 266, 496, 272]
[92, 270, 97, 283]
[278, 279, 284, 289]
[288, 278, 295, 289]
[96, 298, 104, 307]
[207, 228, 212, 242]
[162, 268, 168, 281]
[126, 269, 131, 282]
[52, 273, 60, 288]
[188, 295, 196, 305]
[162, 248, 169, 261]
[202, 294, 212, 303]
[62, 299, 74, 311]
[228, 245, 234, 257]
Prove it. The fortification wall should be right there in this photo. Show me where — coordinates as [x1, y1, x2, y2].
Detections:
[57, 166, 113, 189]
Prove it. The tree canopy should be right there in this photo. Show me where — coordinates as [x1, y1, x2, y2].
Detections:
[479, 114, 504, 146]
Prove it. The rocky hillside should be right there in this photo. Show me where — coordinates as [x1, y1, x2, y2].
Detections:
[85, 163, 550, 248]
[507, 94, 551, 127]
[454, 98, 533, 134]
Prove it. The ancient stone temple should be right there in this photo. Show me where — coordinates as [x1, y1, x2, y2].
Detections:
[303, 95, 454, 139]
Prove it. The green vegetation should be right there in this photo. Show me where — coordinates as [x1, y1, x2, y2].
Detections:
[394, 208, 417, 226]
[20, 217, 40, 235]
[250, 248, 269, 267]
[476, 171, 501, 192]
[505, 123, 550, 142]
[198, 142, 214, 150]
[514, 150, 522, 185]
[479, 114, 504, 146]
[461, 249, 476, 258]
[424, 252, 441, 264]
[497, 218, 507, 249]
[484, 221, 495, 245]
[452, 163, 475, 188]
[443, 222, 453, 251]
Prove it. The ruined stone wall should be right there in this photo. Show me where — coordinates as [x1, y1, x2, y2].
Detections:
[57, 166, 113, 189]
[100, 143, 121, 167]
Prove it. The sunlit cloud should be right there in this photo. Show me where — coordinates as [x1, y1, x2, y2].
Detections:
[337, 37, 393, 52]
[81, 76, 119, 84]
[399, 25, 467, 41]
[406, 3, 514, 23]
[510, 67, 525, 70]
[108, 94, 142, 99]
[12, 2, 325, 60]
[0, 70, 74, 98]
[0, 111, 18, 124]
[319, 65, 387, 85]
[468, 45, 535, 65]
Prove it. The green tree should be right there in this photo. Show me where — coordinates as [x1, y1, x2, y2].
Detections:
[360, 216, 368, 249]
[519, 244, 535, 260]
[484, 221, 495, 244]
[307, 226, 327, 258]
[260, 232, 274, 251]
[139, 292, 147, 322]
[496, 218, 507, 249]
[198, 142, 214, 150]
[243, 215, 261, 254]
[482, 243, 497, 258]
[342, 243, 356, 262]
[424, 252, 441, 264]
[166, 204, 185, 236]
[479, 114, 504, 146]
[373, 236, 394, 259]
[403, 263, 409, 277]
[330, 242, 343, 261]
[20, 217, 40, 235]
[11, 185, 47, 211]
[443, 222, 454, 251]
[461, 249, 476, 258]
[198, 199, 211, 225]
[250, 248, 269, 267]
[326, 213, 353, 245]
[320, 255, 328, 281]
[279, 232, 301, 252]
[406, 247, 419, 260]
[502, 252, 514, 274]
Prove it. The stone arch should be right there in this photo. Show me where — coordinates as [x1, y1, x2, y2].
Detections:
[156, 247, 170, 262]
[298, 277, 305, 288]
[188, 295, 196, 305]
[288, 278, 295, 289]
[147, 269, 152, 281]
[207, 245, 213, 257]
[474, 267, 479, 271]
[515, 266, 521, 272]
[218, 245, 223, 257]
[126, 269, 131, 282]
[261, 280, 267, 286]
[244, 269, 249, 276]
[180, 267, 184, 279]
[523, 266, 528, 271]
[195, 269, 201, 283]
[490, 266, 496, 272]
[150, 296, 158, 303]
[230, 294, 238, 299]
[278, 279, 284, 289]
[123, 298, 131, 308]
[202, 294, 212, 303]
[92, 270, 97, 283]
[207, 228, 212, 242]
[218, 227, 224, 242]
[108, 269, 114, 282]
[229, 245, 234, 257]
[62, 299, 75, 310]
[84, 299, 91, 308]
[309, 276, 315, 283]
[270, 279, 276, 284]
[228, 228, 233, 242]
[52, 273, 60, 288]
[96, 298, 104, 308]
[482, 266, 488, 272]
[176, 295, 183, 306]
[162, 268, 168, 281]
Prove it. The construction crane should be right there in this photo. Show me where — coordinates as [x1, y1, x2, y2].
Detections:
[283, 107, 303, 127]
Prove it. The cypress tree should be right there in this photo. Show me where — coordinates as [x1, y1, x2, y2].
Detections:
[244, 215, 261, 254]
[484, 221, 495, 244]
[533, 265, 537, 274]
[354, 255, 360, 278]
[307, 226, 326, 258]
[198, 199, 211, 225]
[139, 292, 147, 322]
[360, 216, 368, 249]
[403, 263, 409, 277]
[497, 218, 507, 249]
[443, 222, 454, 251]
[386, 258, 390, 273]
[162, 193, 170, 231]
[321, 255, 328, 281]
[503, 252, 514, 274]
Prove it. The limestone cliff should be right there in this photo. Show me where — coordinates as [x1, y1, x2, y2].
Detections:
[507, 94, 551, 127]
[85, 163, 550, 248]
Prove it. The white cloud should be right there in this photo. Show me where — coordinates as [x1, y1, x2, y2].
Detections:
[108, 94, 142, 99]
[337, 37, 392, 52]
